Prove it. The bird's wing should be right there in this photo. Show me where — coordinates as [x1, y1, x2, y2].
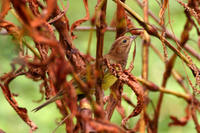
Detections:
[102, 70, 118, 90]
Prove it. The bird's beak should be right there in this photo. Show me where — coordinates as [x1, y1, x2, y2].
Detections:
[130, 35, 137, 41]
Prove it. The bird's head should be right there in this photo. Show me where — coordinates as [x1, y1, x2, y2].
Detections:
[108, 35, 136, 57]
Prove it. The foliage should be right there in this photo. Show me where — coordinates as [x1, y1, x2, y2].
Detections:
[0, 0, 200, 133]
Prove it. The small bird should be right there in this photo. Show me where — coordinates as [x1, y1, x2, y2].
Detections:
[32, 35, 136, 112]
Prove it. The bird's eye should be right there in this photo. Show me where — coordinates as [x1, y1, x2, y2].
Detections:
[122, 39, 127, 43]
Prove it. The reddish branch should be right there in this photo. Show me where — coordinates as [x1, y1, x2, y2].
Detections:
[95, 0, 107, 117]
[140, 0, 150, 132]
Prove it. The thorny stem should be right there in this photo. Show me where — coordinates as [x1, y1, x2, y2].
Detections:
[184, 45, 200, 61]
[135, 0, 200, 61]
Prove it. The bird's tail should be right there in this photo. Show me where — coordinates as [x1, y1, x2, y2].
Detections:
[32, 91, 63, 112]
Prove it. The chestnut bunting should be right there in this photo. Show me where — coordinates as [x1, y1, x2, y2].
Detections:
[32, 35, 136, 112]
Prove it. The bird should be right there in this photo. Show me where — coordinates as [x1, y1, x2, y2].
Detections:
[32, 35, 137, 112]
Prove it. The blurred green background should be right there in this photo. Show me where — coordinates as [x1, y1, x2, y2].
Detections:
[0, 0, 200, 132]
